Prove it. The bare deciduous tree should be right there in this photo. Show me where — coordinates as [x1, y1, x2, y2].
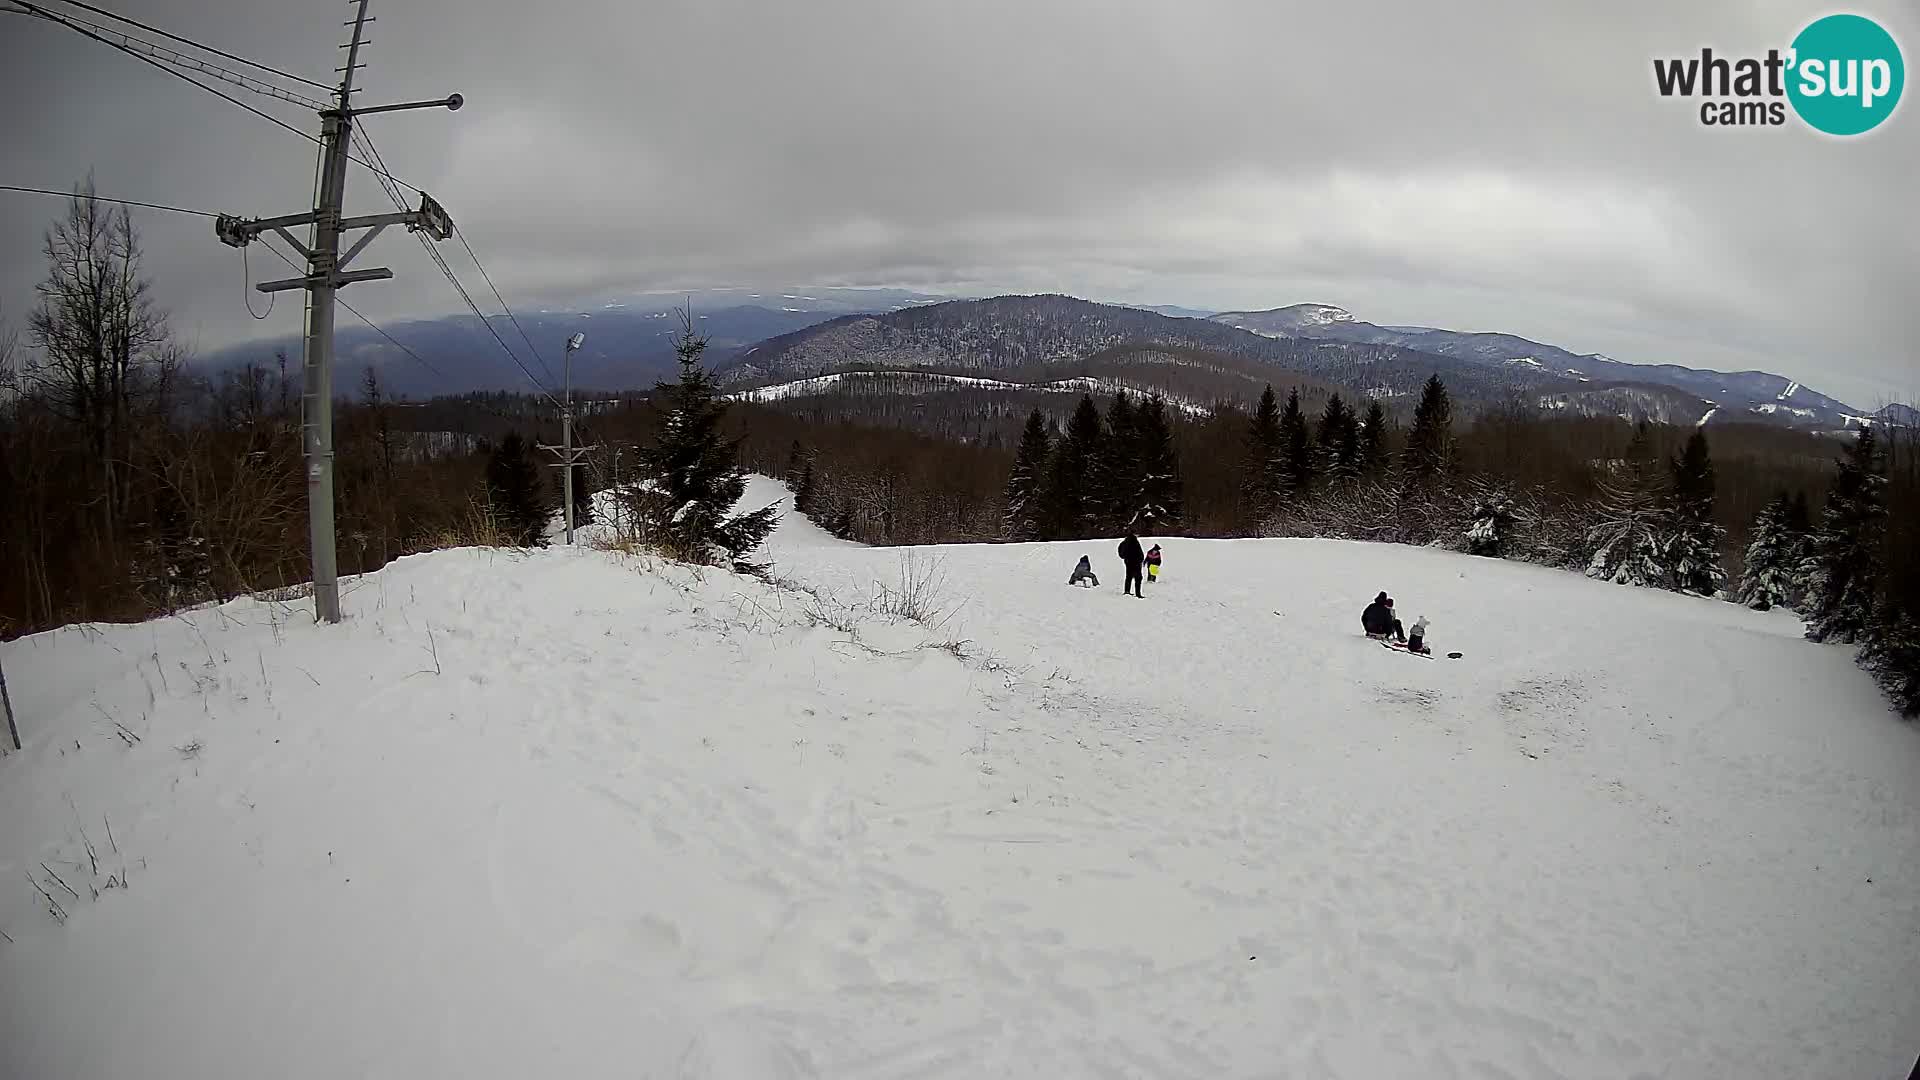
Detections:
[23, 177, 177, 541]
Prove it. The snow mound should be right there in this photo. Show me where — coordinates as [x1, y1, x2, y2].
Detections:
[3, 479, 1918, 1078]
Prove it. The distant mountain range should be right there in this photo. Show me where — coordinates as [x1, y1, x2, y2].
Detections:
[1208, 304, 1872, 430]
[720, 295, 1898, 433]
[201, 287, 950, 399]
[203, 288, 1907, 434]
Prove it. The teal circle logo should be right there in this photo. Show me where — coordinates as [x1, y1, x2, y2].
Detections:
[1787, 14, 1904, 135]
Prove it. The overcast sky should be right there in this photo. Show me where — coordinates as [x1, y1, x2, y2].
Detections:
[2, 0, 1914, 406]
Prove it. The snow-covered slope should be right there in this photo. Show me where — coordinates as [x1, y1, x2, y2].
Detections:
[1208, 303, 1356, 336]
[724, 370, 1211, 416]
[4, 479, 1917, 1079]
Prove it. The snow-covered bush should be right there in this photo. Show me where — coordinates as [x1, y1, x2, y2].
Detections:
[1464, 486, 1519, 558]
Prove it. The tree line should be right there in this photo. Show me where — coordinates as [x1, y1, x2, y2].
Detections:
[3, 186, 1911, 715]
[1001, 390, 1184, 540]
[773, 372, 1916, 715]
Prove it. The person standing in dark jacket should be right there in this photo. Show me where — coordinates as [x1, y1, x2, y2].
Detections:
[1118, 533, 1145, 597]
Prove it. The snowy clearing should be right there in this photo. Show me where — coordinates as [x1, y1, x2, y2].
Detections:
[2, 476, 1917, 1078]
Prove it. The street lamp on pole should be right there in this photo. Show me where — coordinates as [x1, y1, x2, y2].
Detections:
[560, 332, 586, 544]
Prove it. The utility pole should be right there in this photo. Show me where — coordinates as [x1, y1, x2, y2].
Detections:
[541, 332, 598, 545]
[212, 0, 461, 623]
[612, 444, 626, 534]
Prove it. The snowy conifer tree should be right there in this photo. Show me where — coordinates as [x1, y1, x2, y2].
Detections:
[1241, 384, 1285, 523]
[793, 459, 818, 517]
[1040, 395, 1104, 539]
[1277, 388, 1316, 502]
[1665, 429, 1725, 595]
[1129, 394, 1183, 531]
[1401, 375, 1455, 486]
[134, 484, 214, 611]
[1318, 393, 1361, 489]
[1585, 422, 1670, 587]
[1859, 599, 1920, 717]
[1737, 494, 1801, 610]
[1465, 485, 1518, 558]
[626, 317, 777, 568]
[1785, 490, 1816, 598]
[1803, 427, 1887, 644]
[1003, 409, 1052, 541]
[1099, 392, 1141, 532]
[1358, 399, 1390, 481]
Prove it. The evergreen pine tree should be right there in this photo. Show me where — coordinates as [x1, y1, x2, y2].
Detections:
[1358, 399, 1390, 480]
[784, 439, 807, 481]
[1585, 422, 1670, 587]
[1402, 375, 1455, 484]
[793, 459, 817, 517]
[1803, 427, 1888, 644]
[1737, 494, 1801, 611]
[1003, 408, 1053, 541]
[1665, 429, 1725, 594]
[1242, 384, 1285, 522]
[1785, 488, 1816, 599]
[1100, 392, 1141, 532]
[1317, 393, 1361, 488]
[1277, 388, 1316, 501]
[133, 481, 213, 610]
[1040, 395, 1104, 539]
[1130, 394, 1183, 531]
[485, 431, 551, 546]
[1859, 598, 1920, 717]
[627, 317, 778, 568]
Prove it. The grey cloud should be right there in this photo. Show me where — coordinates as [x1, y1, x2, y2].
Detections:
[2, 0, 1914, 405]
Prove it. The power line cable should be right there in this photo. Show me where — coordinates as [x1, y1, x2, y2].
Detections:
[352, 128, 560, 404]
[11, 1, 418, 192]
[36, 0, 332, 91]
[359, 125, 569, 403]
[15, 2, 318, 138]
[453, 225, 557, 388]
[0, 182, 220, 217]
[241, 245, 275, 320]
[260, 242, 447, 379]
[7, 4, 328, 109]
[412, 233, 557, 403]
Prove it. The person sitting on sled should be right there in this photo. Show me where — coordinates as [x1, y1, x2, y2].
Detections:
[1068, 554, 1100, 588]
[1145, 543, 1162, 583]
[1361, 592, 1406, 642]
[1406, 616, 1431, 655]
